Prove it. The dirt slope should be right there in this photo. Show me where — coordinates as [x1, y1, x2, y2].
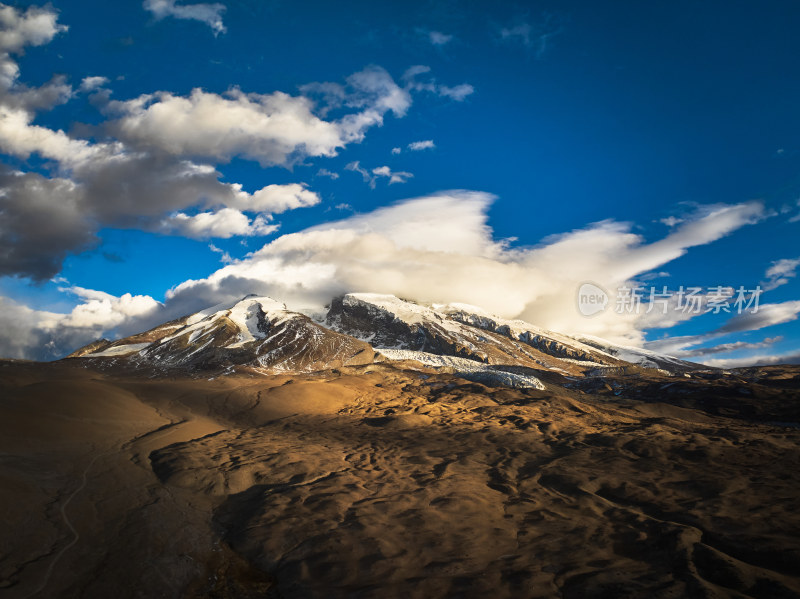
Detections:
[1, 360, 799, 598]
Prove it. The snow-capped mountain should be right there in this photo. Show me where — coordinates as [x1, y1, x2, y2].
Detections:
[70, 295, 376, 372]
[326, 293, 629, 373]
[69, 293, 698, 385]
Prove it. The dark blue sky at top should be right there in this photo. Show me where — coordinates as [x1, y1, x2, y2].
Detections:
[3, 0, 800, 360]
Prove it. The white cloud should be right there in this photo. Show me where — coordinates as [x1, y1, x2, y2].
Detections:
[703, 349, 800, 368]
[408, 139, 435, 151]
[79, 76, 109, 92]
[645, 298, 800, 359]
[0, 37, 407, 278]
[0, 4, 66, 52]
[229, 183, 320, 214]
[344, 65, 412, 116]
[316, 168, 339, 180]
[107, 66, 410, 168]
[391, 147, 401, 155]
[763, 257, 800, 291]
[0, 287, 160, 360]
[161, 208, 278, 239]
[427, 30, 453, 46]
[209, 243, 234, 263]
[2, 193, 782, 359]
[158, 192, 766, 348]
[0, 3, 67, 87]
[500, 15, 563, 59]
[402, 65, 474, 102]
[372, 165, 413, 185]
[60, 286, 161, 329]
[678, 336, 782, 358]
[501, 23, 534, 45]
[143, 0, 226, 35]
[346, 161, 413, 187]
[0, 104, 102, 165]
[437, 83, 474, 101]
[345, 160, 371, 184]
[715, 300, 800, 335]
[660, 216, 684, 227]
[107, 88, 344, 166]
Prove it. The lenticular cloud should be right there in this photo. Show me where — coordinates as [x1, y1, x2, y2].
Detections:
[162, 191, 764, 346]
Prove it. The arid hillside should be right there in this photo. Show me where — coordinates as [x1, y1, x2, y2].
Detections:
[1, 359, 799, 598]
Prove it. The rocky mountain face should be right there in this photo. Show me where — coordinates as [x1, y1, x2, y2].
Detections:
[326, 294, 621, 369]
[70, 296, 376, 373]
[70, 293, 700, 386]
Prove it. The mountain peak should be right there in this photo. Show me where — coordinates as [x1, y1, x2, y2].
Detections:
[70, 292, 699, 384]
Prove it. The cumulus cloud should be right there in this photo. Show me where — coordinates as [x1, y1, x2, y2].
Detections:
[161, 208, 278, 239]
[0, 169, 95, 279]
[143, 0, 226, 35]
[106, 88, 344, 166]
[408, 139, 435, 151]
[0, 4, 66, 52]
[230, 183, 320, 213]
[105, 66, 412, 168]
[60, 286, 160, 329]
[0, 287, 160, 360]
[0, 3, 71, 120]
[301, 66, 414, 147]
[0, 11, 403, 279]
[0, 3, 67, 87]
[79, 76, 109, 92]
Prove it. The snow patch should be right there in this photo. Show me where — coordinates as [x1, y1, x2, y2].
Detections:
[88, 343, 150, 357]
[377, 349, 546, 390]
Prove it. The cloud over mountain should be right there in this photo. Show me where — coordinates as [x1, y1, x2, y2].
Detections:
[0, 5, 438, 280]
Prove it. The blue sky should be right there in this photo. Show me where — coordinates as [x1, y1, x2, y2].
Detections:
[1, 0, 799, 365]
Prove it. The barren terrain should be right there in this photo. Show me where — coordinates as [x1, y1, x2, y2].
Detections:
[1, 359, 799, 598]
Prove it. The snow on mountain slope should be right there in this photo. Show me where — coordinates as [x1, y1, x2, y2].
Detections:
[69, 293, 697, 382]
[439, 303, 700, 373]
[326, 293, 553, 368]
[72, 296, 375, 372]
[328, 293, 696, 375]
[376, 349, 546, 389]
[570, 334, 699, 372]
[438, 304, 622, 364]
[327, 293, 623, 374]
